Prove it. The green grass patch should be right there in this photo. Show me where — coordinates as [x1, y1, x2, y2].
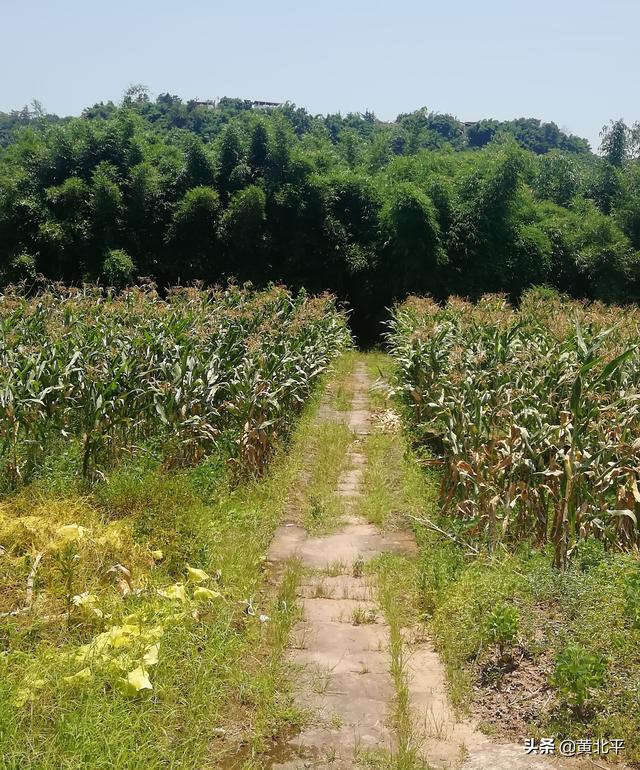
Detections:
[418, 532, 640, 760]
[372, 554, 428, 770]
[358, 432, 404, 528]
[0, 382, 324, 769]
[329, 350, 358, 412]
[358, 422, 438, 533]
[298, 421, 353, 534]
[362, 350, 395, 412]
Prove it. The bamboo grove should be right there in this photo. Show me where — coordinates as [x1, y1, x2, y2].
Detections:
[0, 283, 351, 487]
[2, 96, 640, 344]
[388, 289, 640, 567]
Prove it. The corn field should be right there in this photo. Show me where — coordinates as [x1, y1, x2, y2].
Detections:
[0, 283, 351, 485]
[388, 288, 640, 567]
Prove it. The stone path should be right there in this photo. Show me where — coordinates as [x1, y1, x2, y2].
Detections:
[265, 359, 606, 770]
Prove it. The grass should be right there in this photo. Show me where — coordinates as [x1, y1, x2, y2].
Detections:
[424, 540, 640, 760]
[358, 432, 404, 528]
[298, 421, 352, 533]
[356, 351, 438, 531]
[373, 554, 429, 770]
[0, 371, 328, 770]
[360, 349, 640, 766]
[362, 351, 395, 410]
[329, 350, 358, 412]
[351, 606, 377, 625]
[351, 364, 434, 769]
[357, 365, 438, 532]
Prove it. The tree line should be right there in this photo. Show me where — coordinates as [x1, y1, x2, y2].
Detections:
[1, 87, 639, 338]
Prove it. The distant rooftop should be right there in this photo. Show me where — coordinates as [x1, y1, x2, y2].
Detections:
[191, 99, 283, 110]
[251, 100, 282, 109]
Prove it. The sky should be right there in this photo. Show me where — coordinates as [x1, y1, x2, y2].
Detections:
[2, 0, 638, 151]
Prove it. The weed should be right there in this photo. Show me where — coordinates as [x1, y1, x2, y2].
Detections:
[374, 555, 427, 770]
[299, 422, 352, 533]
[312, 580, 333, 599]
[331, 351, 357, 411]
[482, 603, 519, 658]
[325, 560, 347, 577]
[624, 566, 640, 628]
[351, 606, 377, 625]
[552, 645, 606, 714]
[0, 350, 343, 769]
[311, 668, 332, 694]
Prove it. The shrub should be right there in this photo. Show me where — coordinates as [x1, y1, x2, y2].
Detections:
[575, 537, 607, 572]
[4, 251, 36, 283]
[552, 645, 605, 711]
[482, 602, 519, 656]
[102, 248, 135, 288]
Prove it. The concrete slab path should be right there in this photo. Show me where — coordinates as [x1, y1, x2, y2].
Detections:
[265, 359, 595, 770]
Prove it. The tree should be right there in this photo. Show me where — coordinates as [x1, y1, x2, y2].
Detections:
[599, 119, 633, 167]
[121, 84, 151, 108]
[90, 162, 123, 266]
[338, 129, 364, 168]
[585, 159, 623, 215]
[182, 138, 216, 189]
[380, 182, 446, 298]
[102, 248, 135, 287]
[220, 185, 267, 278]
[217, 125, 245, 201]
[266, 118, 294, 186]
[1, 251, 36, 284]
[168, 186, 221, 280]
[249, 120, 270, 179]
[448, 141, 526, 295]
[0, 91, 637, 339]
[614, 163, 640, 249]
[534, 152, 579, 206]
[565, 200, 636, 301]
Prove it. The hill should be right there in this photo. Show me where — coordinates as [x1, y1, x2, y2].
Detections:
[1, 90, 638, 337]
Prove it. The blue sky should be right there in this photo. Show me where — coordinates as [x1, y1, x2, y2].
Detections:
[2, 0, 637, 150]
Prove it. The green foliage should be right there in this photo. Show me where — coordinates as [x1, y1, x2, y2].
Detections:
[575, 537, 606, 572]
[169, 186, 221, 279]
[623, 567, 640, 628]
[388, 292, 640, 565]
[220, 185, 267, 275]
[3, 251, 36, 283]
[552, 645, 606, 710]
[0, 284, 351, 485]
[421, 525, 640, 754]
[102, 248, 135, 288]
[599, 119, 638, 167]
[0, 95, 638, 340]
[418, 539, 462, 616]
[482, 603, 519, 654]
[381, 182, 446, 296]
[534, 151, 579, 205]
[95, 466, 213, 575]
[182, 138, 216, 189]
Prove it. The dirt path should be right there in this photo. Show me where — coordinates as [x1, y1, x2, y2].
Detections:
[265, 357, 582, 770]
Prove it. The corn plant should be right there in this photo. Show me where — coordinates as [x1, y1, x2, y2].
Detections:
[388, 288, 640, 566]
[0, 283, 351, 484]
